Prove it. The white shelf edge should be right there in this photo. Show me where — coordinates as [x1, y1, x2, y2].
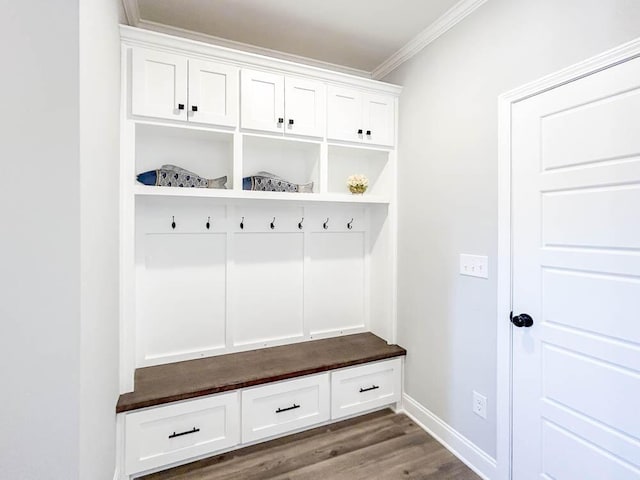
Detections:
[133, 185, 390, 204]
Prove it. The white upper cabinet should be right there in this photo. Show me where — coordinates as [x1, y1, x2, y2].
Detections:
[240, 70, 285, 133]
[241, 69, 325, 138]
[132, 48, 238, 127]
[188, 59, 238, 127]
[132, 49, 188, 121]
[362, 94, 395, 147]
[327, 86, 395, 147]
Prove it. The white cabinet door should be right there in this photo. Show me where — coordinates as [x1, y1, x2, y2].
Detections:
[241, 69, 284, 133]
[285, 77, 325, 138]
[327, 86, 363, 143]
[132, 48, 188, 121]
[362, 93, 395, 147]
[188, 59, 238, 127]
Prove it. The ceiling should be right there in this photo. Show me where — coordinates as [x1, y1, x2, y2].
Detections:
[127, 0, 466, 76]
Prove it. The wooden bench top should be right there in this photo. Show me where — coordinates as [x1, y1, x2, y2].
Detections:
[116, 332, 406, 413]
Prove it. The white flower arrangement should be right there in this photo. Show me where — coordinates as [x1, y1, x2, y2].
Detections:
[347, 174, 369, 194]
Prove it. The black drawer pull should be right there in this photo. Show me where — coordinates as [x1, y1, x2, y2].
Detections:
[168, 427, 200, 439]
[276, 403, 300, 413]
[359, 385, 380, 393]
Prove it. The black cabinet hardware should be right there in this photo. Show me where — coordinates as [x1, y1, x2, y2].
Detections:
[191, 105, 198, 112]
[288, 119, 294, 125]
[168, 427, 200, 439]
[359, 385, 380, 393]
[276, 404, 300, 413]
[178, 104, 185, 110]
[511, 312, 534, 328]
[278, 117, 284, 124]
[366, 130, 371, 136]
[357, 129, 363, 134]
[171, 216, 176, 230]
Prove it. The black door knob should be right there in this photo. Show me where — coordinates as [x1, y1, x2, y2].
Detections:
[511, 313, 534, 328]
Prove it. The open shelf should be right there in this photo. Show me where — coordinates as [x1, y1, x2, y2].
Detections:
[243, 135, 320, 193]
[328, 144, 391, 197]
[135, 123, 234, 189]
[133, 185, 389, 204]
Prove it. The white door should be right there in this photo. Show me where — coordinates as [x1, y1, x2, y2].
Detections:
[362, 93, 395, 147]
[284, 77, 325, 138]
[512, 55, 640, 479]
[327, 86, 363, 143]
[188, 59, 238, 127]
[240, 69, 284, 133]
[132, 48, 187, 121]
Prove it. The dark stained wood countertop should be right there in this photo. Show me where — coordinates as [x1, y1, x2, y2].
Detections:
[116, 332, 406, 413]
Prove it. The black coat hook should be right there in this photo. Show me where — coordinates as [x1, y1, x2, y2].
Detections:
[347, 218, 354, 230]
[323, 218, 329, 230]
[270, 217, 276, 230]
[240, 217, 244, 230]
[171, 216, 176, 230]
[298, 217, 304, 230]
[206, 216, 211, 230]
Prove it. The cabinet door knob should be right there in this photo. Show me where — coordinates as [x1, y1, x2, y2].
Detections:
[177, 104, 185, 110]
[366, 130, 371, 136]
[191, 105, 198, 112]
[357, 129, 363, 135]
[288, 119, 294, 125]
[278, 117, 284, 124]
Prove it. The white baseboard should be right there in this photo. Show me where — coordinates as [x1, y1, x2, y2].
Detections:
[399, 393, 497, 480]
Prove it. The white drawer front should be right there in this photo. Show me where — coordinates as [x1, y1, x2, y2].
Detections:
[242, 374, 330, 443]
[331, 358, 402, 419]
[125, 392, 240, 475]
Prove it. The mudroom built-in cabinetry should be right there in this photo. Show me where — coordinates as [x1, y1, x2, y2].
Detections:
[117, 26, 404, 479]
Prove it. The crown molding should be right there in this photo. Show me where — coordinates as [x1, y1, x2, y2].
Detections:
[121, 0, 140, 26]
[134, 19, 371, 79]
[372, 0, 488, 80]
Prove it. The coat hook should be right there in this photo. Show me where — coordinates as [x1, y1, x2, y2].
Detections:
[206, 216, 211, 230]
[270, 217, 276, 230]
[347, 218, 354, 230]
[240, 216, 244, 230]
[323, 217, 329, 230]
[298, 217, 304, 230]
[171, 216, 176, 230]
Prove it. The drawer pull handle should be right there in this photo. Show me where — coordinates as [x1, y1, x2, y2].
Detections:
[359, 385, 380, 393]
[276, 404, 300, 413]
[168, 427, 200, 439]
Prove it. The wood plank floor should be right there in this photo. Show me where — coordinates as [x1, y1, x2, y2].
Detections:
[141, 409, 481, 480]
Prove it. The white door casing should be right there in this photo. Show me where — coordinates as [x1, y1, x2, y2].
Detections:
[188, 59, 238, 127]
[509, 53, 640, 479]
[132, 48, 188, 121]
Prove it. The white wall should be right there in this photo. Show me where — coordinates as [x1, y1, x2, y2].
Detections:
[0, 1, 122, 478]
[79, 0, 123, 478]
[0, 2, 81, 478]
[384, 0, 640, 462]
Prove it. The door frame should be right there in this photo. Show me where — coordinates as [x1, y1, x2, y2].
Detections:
[495, 37, 640, 480]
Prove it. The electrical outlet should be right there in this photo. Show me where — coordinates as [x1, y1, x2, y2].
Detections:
[460, 254, 489, 279]
[473, 391, 487, 419]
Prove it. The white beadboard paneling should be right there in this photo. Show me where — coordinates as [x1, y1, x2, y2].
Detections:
[307, 232, 366, 335]
[232, 232, 304, 346]
[139, 233, 227, 361]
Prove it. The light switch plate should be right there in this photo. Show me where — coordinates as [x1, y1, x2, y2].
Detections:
[460, 254, 489, 279]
